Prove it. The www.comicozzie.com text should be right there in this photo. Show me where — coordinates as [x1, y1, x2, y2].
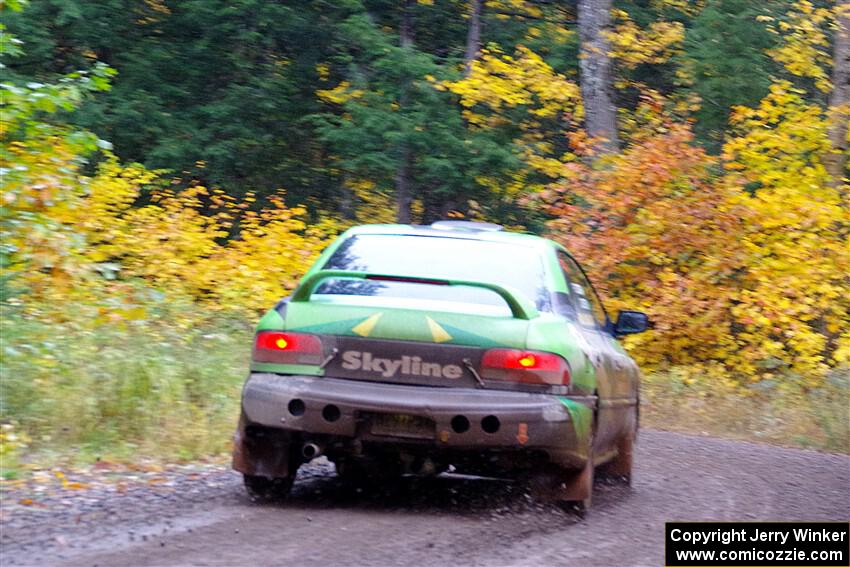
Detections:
[670, 526, 848, 546]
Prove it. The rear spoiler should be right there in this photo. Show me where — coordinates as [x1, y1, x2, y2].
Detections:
[291, 270, 539, 320]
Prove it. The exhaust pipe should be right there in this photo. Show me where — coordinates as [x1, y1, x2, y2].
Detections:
[302, 442, 322, 460]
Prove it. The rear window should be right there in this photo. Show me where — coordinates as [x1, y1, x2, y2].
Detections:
[316, 234, 549, 313]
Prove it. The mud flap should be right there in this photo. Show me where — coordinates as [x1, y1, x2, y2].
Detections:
[560, 454, 594, 512]
[529, 455, 593, 506]
[598, 432, 634, 483]
[232, 417, 296, 479]
[529, 426, 595, 515]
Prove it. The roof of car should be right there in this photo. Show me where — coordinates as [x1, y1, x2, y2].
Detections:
[345, 222, 555, 250]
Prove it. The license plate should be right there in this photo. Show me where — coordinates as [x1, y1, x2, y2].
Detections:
[368, 413, 435, 439]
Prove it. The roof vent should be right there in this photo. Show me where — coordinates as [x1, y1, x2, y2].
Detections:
[431, 220, 504, 232]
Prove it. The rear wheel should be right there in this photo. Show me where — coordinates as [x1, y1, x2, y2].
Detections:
[243, 473, 295, 502]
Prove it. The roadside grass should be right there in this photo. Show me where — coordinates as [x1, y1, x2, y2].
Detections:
[0, 307, 251, 476]
[2, 309, 848, 479]
[642, 367, 850, 453]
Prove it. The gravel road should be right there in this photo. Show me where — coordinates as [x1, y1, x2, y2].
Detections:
[1, 429, 848, 567]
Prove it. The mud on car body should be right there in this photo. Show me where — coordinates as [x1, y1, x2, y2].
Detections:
[232, 221, 648, 510]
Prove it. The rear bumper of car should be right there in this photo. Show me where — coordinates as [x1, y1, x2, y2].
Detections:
[236, 373, 592, 470]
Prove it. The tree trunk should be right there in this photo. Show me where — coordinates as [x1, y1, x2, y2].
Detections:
[396, 153, 413, 224]
[577, 0, 619, 155]
[396, 0, 415, 223]
[339, 174, 356, 220]
[400, 0, 414, 49]
[826, 3, 849, 191]
[464, 0, 483, 76]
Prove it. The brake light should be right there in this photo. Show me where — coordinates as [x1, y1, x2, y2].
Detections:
[481, 348, 570, 388]
[253, 331, 323, 365]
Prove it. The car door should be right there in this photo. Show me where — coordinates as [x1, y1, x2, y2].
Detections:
[556, 252, 633, 453]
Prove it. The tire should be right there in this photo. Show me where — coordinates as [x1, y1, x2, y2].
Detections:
[243, 473, 295, 502]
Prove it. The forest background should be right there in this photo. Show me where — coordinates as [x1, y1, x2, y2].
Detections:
[1, 0, 848, 471]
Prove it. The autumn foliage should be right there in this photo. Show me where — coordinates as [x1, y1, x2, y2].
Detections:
[5, 155, 338, 324]
[1, 76, 340, 460]
[1, 77, 338, 328]
[1, 0, 849, 464]
[4, 14, 848, 383]
[543, 93, 848, 381]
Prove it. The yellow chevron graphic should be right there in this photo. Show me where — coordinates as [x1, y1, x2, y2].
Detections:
[426, 316, 453, 343]
[352, 313, 382, 337]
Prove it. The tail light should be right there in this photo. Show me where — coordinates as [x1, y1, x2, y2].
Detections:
[253, 331, 323, 365]
[481, 348, 571, 391]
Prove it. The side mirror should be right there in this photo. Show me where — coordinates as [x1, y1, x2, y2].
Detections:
[614, 310, 649, 335]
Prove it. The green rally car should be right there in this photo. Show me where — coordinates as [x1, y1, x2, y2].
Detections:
[232, 221, 648, 510]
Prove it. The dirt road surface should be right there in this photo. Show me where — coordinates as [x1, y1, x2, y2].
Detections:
[2, 430, 848, 567]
